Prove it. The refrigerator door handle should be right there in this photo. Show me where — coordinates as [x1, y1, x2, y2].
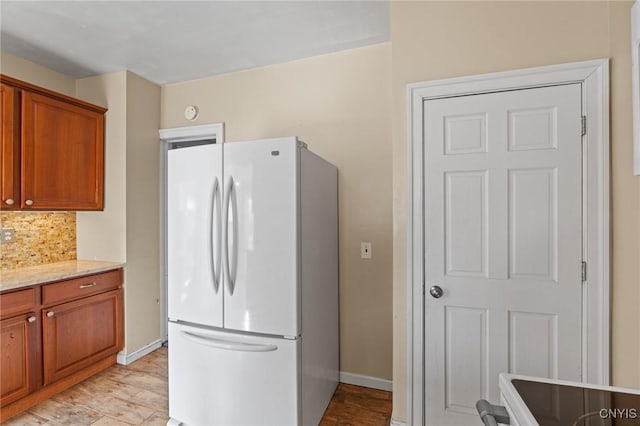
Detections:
[180, 331, 278, 352]
[211, 177, 221, 293]
[223, 176, 235, 295]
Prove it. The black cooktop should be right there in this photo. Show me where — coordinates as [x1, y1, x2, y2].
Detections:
[512, 379, 640, 426]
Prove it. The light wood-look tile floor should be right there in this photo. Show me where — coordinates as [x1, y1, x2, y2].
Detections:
[4, 347, 392, 425]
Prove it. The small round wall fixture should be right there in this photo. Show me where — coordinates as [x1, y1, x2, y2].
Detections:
[184, 105, 199, 121]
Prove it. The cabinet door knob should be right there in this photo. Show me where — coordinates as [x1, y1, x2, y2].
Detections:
[25, 199, 34, 206]
[27, 316, 36, 323]
[46, 311, 55, 318]
[5, 198, 14, 205]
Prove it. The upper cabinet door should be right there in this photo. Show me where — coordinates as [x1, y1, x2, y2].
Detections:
[21, 91, 104, 210]
[0, 83, 20, 209]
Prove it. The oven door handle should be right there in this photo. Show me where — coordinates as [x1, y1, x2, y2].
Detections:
[476, 400, 511, 426]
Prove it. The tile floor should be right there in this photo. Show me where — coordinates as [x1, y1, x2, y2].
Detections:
[5, 348, 168, 425]
[4, 347, 392, 425]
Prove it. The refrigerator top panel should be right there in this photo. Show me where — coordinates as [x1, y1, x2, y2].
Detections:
[167, 143, 224, 328]
[222, 137, 300, 337]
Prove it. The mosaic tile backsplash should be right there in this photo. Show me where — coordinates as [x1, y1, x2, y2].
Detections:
[0, 212, 77, 270]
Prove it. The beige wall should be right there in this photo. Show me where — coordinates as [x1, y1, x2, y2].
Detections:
[76, 71, 128, 264]
[609, 0, 640, 393]
[162, 43, 394, 381]
[124, 71, 162, 353]
[390, 1, 639, 422]
[76, 71, 162, 356]
[1, 51, 75, 96]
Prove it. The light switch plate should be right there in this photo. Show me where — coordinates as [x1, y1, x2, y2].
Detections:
[361, 242, 372, 259]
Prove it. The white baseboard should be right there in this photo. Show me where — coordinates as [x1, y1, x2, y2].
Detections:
[339, 371, 392, 392]
[116, 339, 163, 365]
[390, 420, 407, 426]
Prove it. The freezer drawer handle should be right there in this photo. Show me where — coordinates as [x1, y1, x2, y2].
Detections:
[476, 400, 510, 426]
[181, 331, 278, 352]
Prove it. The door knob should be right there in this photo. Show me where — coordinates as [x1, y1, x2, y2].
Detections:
[25, 199, 33, 206]
[429, 285, 443, 299]
[46, 311, 55, 318]
[5, 198, 14, 205]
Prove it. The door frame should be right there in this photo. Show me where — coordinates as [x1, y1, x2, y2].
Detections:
[158, 123, 225, 342]
[406, 59, 610, 425]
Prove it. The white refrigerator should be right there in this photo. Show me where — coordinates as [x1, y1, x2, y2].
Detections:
[167, 137, 339, 426]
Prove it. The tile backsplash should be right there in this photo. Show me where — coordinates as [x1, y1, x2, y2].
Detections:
[0, 212, 77, 270]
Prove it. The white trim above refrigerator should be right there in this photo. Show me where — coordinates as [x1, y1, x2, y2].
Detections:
[159, 122, 225, 143]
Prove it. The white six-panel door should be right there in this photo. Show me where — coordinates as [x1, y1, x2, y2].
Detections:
[423, 84, 583, 425]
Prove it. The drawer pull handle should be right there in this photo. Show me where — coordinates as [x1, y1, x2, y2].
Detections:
[79, 282, 97, 289]
[27, 316, 36, 323]
[46, 311, 55, 318]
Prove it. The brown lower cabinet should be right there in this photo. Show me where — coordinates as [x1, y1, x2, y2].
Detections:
[0, 312, 37, 406]
[0, 268, 123, 421]
[42, 289, 123, 385]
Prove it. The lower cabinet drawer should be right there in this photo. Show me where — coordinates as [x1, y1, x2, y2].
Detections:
[42, 289, 123, 385]
[0, 288, 37, 319]
[42, 269, 122, 306]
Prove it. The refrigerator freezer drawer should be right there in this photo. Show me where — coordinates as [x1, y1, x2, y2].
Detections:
[168, 322, 300, 426]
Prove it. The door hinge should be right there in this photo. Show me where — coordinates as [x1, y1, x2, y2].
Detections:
[581, 116, 587, 136]
[582, 261, 587, 282]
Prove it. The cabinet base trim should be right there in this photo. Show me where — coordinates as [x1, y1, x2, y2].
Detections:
[0, 354, 116, 422]
[117, 339, 163, 365]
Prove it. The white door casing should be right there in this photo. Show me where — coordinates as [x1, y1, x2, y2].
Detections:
[407, 60, 610, 426]
[424, 84, 582, 425]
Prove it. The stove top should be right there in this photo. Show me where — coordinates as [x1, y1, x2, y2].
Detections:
[512, 379, 640, 426]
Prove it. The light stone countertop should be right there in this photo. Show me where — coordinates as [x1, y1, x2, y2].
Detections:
[0, 260, 125, 292]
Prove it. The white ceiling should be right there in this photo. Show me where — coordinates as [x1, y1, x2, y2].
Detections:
[0, 1, 390, 85]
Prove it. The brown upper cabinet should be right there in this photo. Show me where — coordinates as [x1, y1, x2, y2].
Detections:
[0, 75, 107, 210]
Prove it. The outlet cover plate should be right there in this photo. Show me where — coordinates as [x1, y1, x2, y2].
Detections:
[1, 228, 15, 244]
